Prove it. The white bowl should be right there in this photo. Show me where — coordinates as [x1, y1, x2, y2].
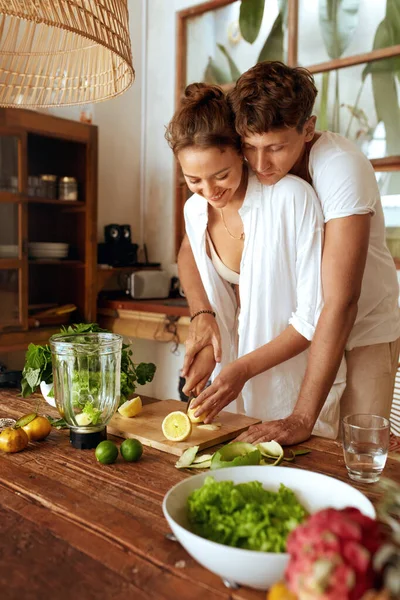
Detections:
[40, 381, 56, 408]
[163, 466, 375, 590]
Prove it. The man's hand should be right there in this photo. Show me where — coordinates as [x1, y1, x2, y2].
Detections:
[190, 360, 249, 423]
[182, 345, 216, 397]
[235, 413, 313, 446]
[182, 314, 222, 377]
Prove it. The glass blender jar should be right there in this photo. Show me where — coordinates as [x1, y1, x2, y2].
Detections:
[50, 332, 123, 449]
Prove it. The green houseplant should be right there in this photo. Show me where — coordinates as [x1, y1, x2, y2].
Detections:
[21, 323, 156, 407]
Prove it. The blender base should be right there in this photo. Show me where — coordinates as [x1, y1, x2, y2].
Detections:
[70, 428, 107, 449]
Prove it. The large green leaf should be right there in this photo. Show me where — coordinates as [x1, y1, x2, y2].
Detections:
[239, 0, 265, 44]
[371, 70, 400, 193]
[318, 71, 330, 130]
[362, 0, 400, 80]
[257, 12, 283, 63]
[217, 44, 241, 82]
[319, 0, 361, 59]
[203, 57, 231, 85]
[277, 0, 288, 27]
[372, 72, 400, 155]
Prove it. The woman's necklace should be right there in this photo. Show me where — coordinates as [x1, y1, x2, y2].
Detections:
[218, 167, 247, 241]
[219, 208, 244, 240]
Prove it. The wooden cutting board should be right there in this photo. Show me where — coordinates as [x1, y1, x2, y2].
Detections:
[107, 399, 261, 456]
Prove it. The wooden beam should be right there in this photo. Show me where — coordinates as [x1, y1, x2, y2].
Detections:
[371, 156, 400, 171]
[177, 0, 235, 19]
[307, 45, 400, 74]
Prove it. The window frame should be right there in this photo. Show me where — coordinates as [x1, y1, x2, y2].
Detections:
[174, 0, 400, 252]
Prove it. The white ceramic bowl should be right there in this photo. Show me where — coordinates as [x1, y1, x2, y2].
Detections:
[163, 466, 375, 590]
[40, 381, 56, 408]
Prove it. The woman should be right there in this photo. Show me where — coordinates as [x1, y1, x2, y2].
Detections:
[165, 83, 346, 439]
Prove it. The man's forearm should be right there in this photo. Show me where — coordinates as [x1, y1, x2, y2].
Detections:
[293, 300, 358, 426]
[177, 235, 211, 313]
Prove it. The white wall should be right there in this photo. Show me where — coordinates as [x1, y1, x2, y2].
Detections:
[42, 1, 144, 244]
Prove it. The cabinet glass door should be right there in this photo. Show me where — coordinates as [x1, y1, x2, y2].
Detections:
[0, 203, 19, 258]
[0, 136, 19, 194]
[0, 132, 27, 331]
[0, 269, 20, 330]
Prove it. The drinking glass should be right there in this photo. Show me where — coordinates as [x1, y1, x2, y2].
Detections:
[342, 414, 390, 483]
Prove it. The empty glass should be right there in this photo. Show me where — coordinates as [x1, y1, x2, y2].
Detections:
[342, 414, 390, 483]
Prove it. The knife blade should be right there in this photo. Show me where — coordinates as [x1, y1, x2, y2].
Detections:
[185, 394, 196, 414]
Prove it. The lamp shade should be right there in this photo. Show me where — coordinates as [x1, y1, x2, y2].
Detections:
[0, 0, 135, 108]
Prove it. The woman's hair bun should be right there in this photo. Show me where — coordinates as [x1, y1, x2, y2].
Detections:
[183, 82, 224, 105]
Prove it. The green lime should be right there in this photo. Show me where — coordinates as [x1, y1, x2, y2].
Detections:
[120, 438, 143, 462]
[95, 440, 118, 464]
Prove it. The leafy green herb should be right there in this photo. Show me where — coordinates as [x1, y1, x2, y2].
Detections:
[81, 401, 102, 425]
[46, 415, 68, 429]
[187, 477, 308, 552]
[21, 323, 156, 406]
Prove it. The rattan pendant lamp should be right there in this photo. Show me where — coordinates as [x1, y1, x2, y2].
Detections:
[0, 0, 135, 107]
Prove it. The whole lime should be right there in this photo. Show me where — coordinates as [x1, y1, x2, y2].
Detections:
[120, 438, 143, 462]
[95, 440, 118, 464]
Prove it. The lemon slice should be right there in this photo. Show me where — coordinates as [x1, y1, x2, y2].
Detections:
[75, 412, 92, 426]
[162, 411, 192, 442]
[118, 396, 142, 418]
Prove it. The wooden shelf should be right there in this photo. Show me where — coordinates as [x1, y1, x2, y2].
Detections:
[29, 260, 85, 267]
[0, 191, 21, 203]
[26, 197, 86, 208]
[0, 326, 61, 352]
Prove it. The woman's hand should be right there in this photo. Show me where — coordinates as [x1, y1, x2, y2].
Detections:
[182, 345, 216, 397]
[235, 414, 313, 446]
[190, 360, 249, 423]
[181, 314, 222, 377]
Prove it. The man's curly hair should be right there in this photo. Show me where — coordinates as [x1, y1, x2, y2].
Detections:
[228, 61, 318, 136]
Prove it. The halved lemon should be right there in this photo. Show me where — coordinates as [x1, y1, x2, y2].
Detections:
[118, 396, 142, 418]
[162, 411, 192, 442]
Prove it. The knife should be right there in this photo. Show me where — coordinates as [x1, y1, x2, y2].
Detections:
[185, 394, 196, 414]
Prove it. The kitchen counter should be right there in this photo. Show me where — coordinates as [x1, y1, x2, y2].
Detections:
[98, 296, 190, 318]
[1, 390, 399, 600]
[97, 296, 190, 344]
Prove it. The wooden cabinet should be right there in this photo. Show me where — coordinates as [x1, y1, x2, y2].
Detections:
[0, 108, 97, 352]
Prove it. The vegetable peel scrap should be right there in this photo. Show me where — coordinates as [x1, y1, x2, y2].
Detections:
[174, 441, 311, 471]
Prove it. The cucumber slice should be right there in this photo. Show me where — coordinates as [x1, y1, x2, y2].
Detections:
[210, 442, 261, 470]
[175, 445, 199, 469]
[193, 453, 214, 464]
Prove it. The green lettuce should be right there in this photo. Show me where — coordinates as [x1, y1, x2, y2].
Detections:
[187, 477, 307, 553]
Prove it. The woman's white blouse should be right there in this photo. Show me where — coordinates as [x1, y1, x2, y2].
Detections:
[184, 170, 346, 439]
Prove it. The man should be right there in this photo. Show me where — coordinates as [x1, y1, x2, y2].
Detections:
[179, 61, 400, 445]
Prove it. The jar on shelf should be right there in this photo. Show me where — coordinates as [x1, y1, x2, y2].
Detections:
[39, 174, 58, 199]
[59, 177, 78, 201]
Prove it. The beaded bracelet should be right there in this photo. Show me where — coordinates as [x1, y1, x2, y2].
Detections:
[190, 309, 216, 323]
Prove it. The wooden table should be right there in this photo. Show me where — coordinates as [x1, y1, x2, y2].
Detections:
[1, 390, 399, 600]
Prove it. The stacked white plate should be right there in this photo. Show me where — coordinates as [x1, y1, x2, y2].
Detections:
[29, 242, 69, 259]
[0, 244, 18, 258]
